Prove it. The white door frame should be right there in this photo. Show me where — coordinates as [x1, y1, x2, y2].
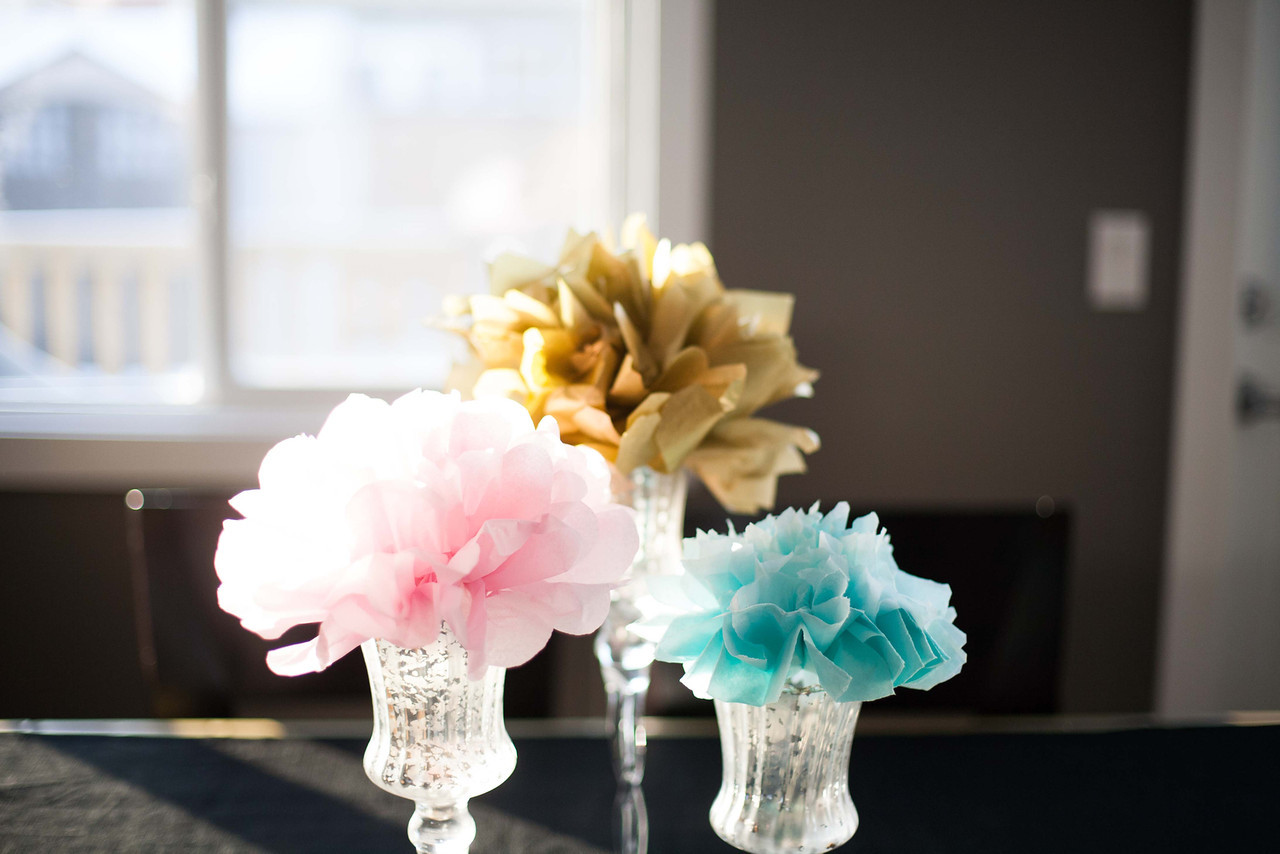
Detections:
[1157, 0, 1276, 715]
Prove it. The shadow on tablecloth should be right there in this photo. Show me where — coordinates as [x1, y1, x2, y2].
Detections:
[0, 734, 604, 853]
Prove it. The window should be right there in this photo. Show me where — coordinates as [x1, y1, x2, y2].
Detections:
[224, 0, 617, 392]
[0, 0, 647, 415]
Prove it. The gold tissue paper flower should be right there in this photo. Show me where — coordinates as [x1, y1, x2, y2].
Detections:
[440, 215, 819, 514]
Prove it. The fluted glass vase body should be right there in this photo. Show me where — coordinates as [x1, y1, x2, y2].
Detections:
[362, 630, 516, 854]
[711, 691, 861, 854]
[594, 465, 687, 853]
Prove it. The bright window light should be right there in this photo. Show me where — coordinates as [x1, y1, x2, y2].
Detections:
[0, 0, 618, 405]
[225, 0, 613, 391]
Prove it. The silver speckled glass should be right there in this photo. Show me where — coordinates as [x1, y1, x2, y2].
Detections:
[362, 630, 516, 854]
[711, 691, 862, 854]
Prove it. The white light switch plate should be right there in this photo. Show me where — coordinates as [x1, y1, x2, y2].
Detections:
[1088, 210, 1150, 311]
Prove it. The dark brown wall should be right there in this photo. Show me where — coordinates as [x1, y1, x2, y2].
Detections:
[711, 1, 1192, 711]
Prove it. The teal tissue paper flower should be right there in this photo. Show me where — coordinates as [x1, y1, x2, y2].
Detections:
[654, 502, 966, 706]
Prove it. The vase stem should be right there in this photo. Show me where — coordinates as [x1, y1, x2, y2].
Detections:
[409, 801, 476, 854]
[613, 782, 649, 854]
[595, 466, 688, 854]
[598, 626, 651, 785]
[612, 684, 645, 785]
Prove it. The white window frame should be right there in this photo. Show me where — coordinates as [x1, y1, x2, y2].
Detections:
[0, 0, 711, 488]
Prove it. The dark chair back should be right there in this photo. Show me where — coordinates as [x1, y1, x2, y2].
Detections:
[680, 495, 1071, 715]
[124, 488, 369, 718]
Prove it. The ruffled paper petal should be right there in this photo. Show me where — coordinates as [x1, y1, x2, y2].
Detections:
[656, 612, 724, 660]
[905, 616, 967, 689]
[655, 502, 966, 705]
[685, 418, 822, 514]
[554, 504, 641, 584]
[480, 590, 558, 669]
[696, 641, 774, 708]
[808, 621, 900, 703]
[478, 514, 586, 589]
[345, 482, 444, 558]
[265, 624, 365, 677]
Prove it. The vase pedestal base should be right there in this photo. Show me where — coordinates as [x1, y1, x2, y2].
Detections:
[409, 801, 476, 854]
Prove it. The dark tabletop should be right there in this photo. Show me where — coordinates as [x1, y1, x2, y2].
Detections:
[1, 723, 1275, 853]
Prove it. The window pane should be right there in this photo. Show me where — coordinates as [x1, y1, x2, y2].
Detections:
[0, 0, 199, 403]
[226, 0, 613, 390]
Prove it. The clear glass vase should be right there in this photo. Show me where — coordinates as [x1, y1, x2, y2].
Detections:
[362, 630, 517, 854]
[711, 690, 862, 854]
[593, 465, 688, 853]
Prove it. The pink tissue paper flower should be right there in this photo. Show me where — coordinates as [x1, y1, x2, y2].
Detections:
[214, 389, 640, 678]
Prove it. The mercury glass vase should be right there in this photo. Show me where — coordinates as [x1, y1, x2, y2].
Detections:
[362, 630, 517, 854]
[594, 465, 688, 853]
[710, 690, 862, 854]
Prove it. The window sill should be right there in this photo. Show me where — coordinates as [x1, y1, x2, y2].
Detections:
[0, 403, 336, 491]
[0, 402, 333, 442]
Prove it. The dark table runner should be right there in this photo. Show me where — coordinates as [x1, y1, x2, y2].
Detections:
[1, 725, 1274, 852]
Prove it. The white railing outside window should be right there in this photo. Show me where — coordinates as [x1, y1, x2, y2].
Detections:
[0, 208, 198, 404]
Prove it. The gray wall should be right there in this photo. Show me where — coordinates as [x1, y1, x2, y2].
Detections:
[711, 0, 1192, 712]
